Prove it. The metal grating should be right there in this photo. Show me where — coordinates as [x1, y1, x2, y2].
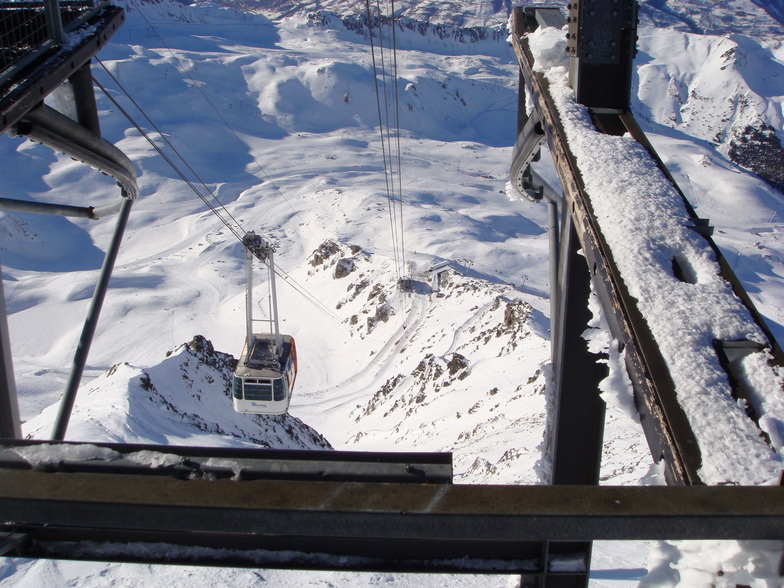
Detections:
[0, 0, 96, 76]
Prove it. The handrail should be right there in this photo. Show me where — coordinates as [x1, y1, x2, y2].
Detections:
[7, 102, 137, 218]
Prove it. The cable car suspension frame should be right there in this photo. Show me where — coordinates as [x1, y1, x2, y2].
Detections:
[232, 232, 297, 415]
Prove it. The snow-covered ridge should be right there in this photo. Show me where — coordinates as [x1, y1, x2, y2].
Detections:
[638, 0, 784, 37]
[120, 0, 276, 26]
[304, 10, 511, 57]
[294, 259, 553, 485]
[214, 0, 520, 28]
[635, 27, 784, 192]
[125, 0, 512, 55]
[215, 0, 784, 35]
[133, 0, 784, 39]
[23, 335, 332, 450]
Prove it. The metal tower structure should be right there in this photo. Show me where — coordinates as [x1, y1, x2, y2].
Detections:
[0, 0, 136, 441]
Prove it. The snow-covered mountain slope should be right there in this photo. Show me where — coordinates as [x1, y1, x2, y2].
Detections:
[22, 335, 331, 449]
[223, 0, 784, 36]
[294, 250, 553, 484]
[638, 0, 784, 37]
[635, 28, 784, 191]
[2, 0, 784, 584]
[1, 0, 537, 423]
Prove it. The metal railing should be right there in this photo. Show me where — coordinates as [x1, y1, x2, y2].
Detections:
[0, 0, 97, 81]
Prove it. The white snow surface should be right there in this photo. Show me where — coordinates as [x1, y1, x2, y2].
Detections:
[1, 0, 784, 585]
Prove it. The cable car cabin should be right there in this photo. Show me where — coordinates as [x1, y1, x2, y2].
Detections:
[232, 334, 297, 414]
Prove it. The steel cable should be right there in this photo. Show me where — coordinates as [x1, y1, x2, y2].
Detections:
[94, 73, 349, 331]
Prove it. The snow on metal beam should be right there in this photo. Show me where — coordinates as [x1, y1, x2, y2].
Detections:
[510, 8, 784, 486]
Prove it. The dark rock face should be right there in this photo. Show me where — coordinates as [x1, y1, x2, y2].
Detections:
[307, 10, 508, 44]
[334, 257, 356, 279]
[729, 124, 784, 193]
[310, 240, 341, 267]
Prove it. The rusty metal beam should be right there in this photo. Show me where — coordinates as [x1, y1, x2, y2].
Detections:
[2, 466, 783, 540]
[511, 7, 700, 485]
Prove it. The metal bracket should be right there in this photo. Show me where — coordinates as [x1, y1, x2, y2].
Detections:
[567, 0, 639, 109]
[243, 231, 274, 263]
[510, 111, 546, 201]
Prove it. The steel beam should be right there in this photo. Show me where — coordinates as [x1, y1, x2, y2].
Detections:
[550, 210, 607, 487]
[2, 443, 781, 576]
[0, 197, 98, 219]
[0, 440, 454, 484]
[0, 3, 125, 132]
[69, 61, 101, 136]
[0, 466, 783, 571]
[566, 0, 638, 109]
[13, 103, 137, 208]
[2, 441, 781, 575]
[546, 210, 608, 587]
[50, 197, 132, 441]
[511, 8, 698, 485]
[43, 0, 64, 45]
